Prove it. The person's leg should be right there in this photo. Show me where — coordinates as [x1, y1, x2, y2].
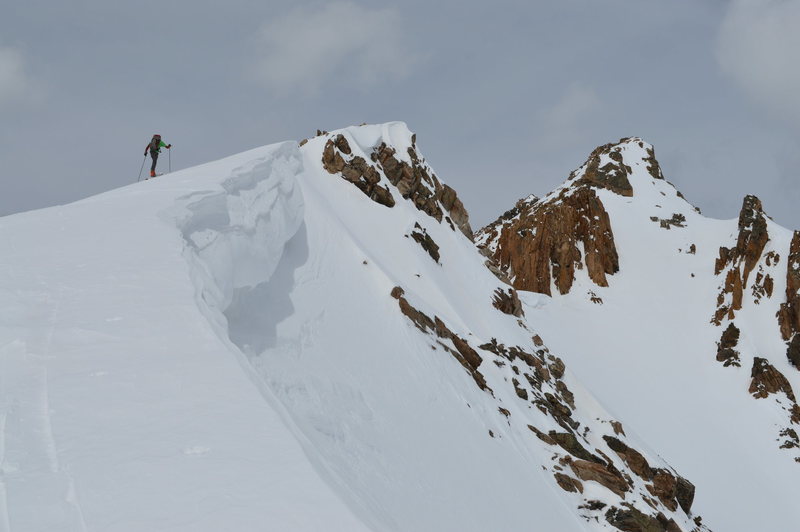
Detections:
[150, 152, 159, 176]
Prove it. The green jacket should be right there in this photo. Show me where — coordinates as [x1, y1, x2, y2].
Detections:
[145, 139, 168, 155]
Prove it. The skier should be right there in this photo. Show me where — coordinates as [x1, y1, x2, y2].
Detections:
[144, 134, 171, 178]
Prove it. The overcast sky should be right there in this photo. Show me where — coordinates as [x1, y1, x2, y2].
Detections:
[2, 0, 798, 229]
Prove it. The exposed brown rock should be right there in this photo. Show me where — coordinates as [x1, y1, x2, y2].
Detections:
[713, 195, 771, 324]
[749, 357, 796, 401]
[483, 187, 619, 295]
[580, 141, 634, 196]
[580, 500, 607, 511]
[675, 476, 695, 514]
[779, 428, 799, 449]
[410, 223, 440, 263]
[551, 432, 602, 463]
[605, 504, 681, 532]
[390, 286, 405, 299]
[492, 287, 524, 317]
[650, 213, 686, 230]
[372, 142, 473, 239]
[555, 380, 575, 409]
[611, 421, 626, 436]
[512, 377, 528, 400]
[397, 294, 435, 333]
[647, 469, 678, 512]
[322, 137, 395, 208]
[778, 233, 800, 356]
[715, 322, 741, 367]
[392, 288, 489, 392]
[570, 459, 630, 497]
[528, 424, 556, 445]
[554, 472, 584, 494]
[549, 357, 566, 380]
[644, 145, 665, 181]
[322, 139, 346, 173]
[603, 436, 653, 480]
[787, 334, 800, 370]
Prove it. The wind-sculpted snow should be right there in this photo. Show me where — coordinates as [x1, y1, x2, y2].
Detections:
[175, 142, 305, 342]
[170, 123, 708, 531]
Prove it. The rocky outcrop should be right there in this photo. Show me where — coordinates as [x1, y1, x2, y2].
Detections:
[391, 286, 489, 391]
[715, 323, 741, 367]
[478, 187, 619, 295]
[578, 141, 635, 197]
[569, 458, 630, 497]
[492, 287, 524, 317]
[322, 135, 395, 208]
[410, 223, 440, 263]
[391, 272, 707, 528]
[748, 357, 800, 451]
[372, 140, 473, 239]
[712, 195, 770, 324]
[476, 138, 678, 296]
[603, 436, 694, 514]
[605, 504, 682, 532]
[749, 357, 796, 401]
[604, 436, 653, 481]
[778, 231, 800, 367]
[319, 130, 473, 239]
[650, 213, 686, 230]
[554, 472, 584, 494]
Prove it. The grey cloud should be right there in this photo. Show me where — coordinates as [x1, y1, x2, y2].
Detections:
[252, 1, 420, 95]
[717, 0, 800, 122]
[538, 83, 602, 150]
[0, 46, 30, 105]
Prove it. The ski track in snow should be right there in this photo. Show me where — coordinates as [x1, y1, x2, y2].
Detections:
[0, 283, 88, 532]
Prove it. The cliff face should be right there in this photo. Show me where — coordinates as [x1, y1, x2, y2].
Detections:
[479, 187, 618, 295]
[712, 195, 772, 325]
[476, 138, 672, 296]
[779, 231, 800, 367]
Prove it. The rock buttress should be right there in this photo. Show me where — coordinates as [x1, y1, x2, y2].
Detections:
[318, 129, 474, 240]
[481, 186, 618, 295]
[778, 231, 800, 368]
[712, 195, 770, 324]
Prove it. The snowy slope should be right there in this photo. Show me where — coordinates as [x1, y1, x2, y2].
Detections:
[1, 124, 711, 531]
[482, 138, 800, 531]
[0, 144, 369, 532]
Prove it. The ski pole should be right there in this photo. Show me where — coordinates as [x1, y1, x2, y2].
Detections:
[137, 155, 146, 182]
[169, 147, 171, 173]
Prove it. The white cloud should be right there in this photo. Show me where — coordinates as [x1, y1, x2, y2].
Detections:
[252, 1, 419, 95]
[0, 47, 30, 104]
[717, 0, 800, 121]
[538, 83, 601, 149]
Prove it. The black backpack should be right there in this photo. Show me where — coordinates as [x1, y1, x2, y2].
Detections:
[150, 136, 161, 153]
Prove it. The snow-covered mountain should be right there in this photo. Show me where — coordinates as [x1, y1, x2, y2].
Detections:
[479, 137, 800, 531]
[1, 123, 794, 531]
